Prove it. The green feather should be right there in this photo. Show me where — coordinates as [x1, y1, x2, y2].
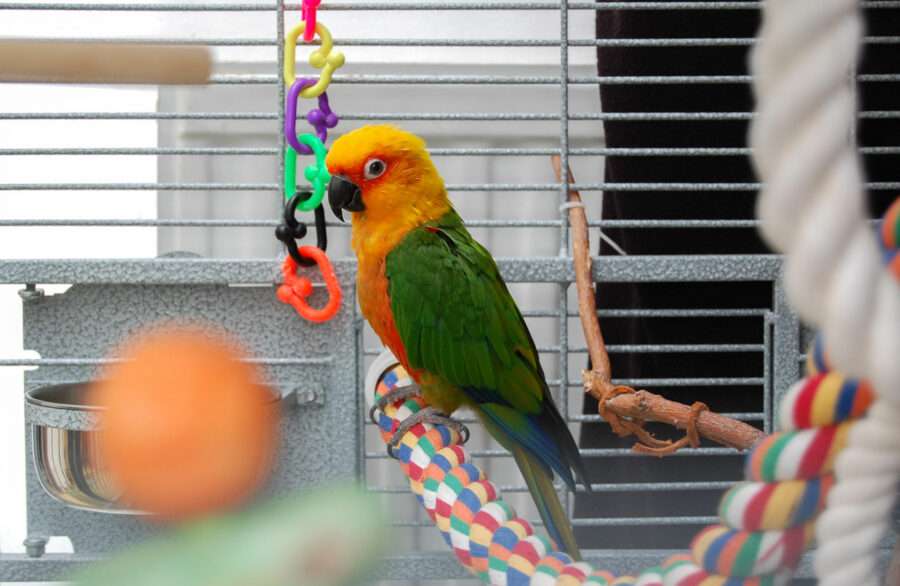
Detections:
[404, 320, 422, 366]
[435, 320, 456, 382]
[444, 329, 467, 385]
[463, 340, 483, 389]
[484, 295, 513, 368]
[420, 299, 436, 327]
[429, 317, 443, 371]
[386, 209, 546, 411]
[511, 444, 582, 561]
[474, 339, 495, 389]
[503, 360, 541, 413]
[463, 312, 484, 339]
[445, 311, 464, 339]
[468, 276, 485, 309]
[391, 274, 408, 306]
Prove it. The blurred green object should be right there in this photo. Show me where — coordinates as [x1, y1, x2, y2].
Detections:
[72, 485, 384, 586]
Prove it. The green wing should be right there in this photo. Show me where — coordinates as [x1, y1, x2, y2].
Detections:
[385, 208, 545, 415]
[385, 210, 589, 558]
[385, 208, 587, 487]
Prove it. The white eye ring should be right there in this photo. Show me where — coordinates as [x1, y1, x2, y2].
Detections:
[364, 158, 386, 179]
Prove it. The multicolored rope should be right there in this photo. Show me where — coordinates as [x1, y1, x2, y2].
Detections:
[671, 345, 874, 585]
[879, 197, 900, 282]
[370, 327, 874, 585]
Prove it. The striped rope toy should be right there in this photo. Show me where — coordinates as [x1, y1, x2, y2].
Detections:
[368, 326, 875, 585]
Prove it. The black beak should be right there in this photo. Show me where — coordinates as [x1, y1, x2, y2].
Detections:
[327, 174, 365, 222]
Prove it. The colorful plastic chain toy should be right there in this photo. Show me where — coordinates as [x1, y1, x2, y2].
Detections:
[275, 6, 342, 323]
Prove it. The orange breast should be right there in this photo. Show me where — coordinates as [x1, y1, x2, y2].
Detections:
[356, 254, 417, 380]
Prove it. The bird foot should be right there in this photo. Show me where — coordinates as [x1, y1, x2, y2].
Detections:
[370, 383, 422, 424]
[387, 405, 470, 459]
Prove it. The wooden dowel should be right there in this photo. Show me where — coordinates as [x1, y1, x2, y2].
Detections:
[0, 41, 211, 84]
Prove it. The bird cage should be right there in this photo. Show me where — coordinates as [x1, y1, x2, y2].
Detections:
[1, 1, 897, 584]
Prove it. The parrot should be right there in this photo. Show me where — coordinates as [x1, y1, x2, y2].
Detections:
[325, 125, 589, 560]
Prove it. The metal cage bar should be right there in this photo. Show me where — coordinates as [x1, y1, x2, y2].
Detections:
[0, 0, 871, 581]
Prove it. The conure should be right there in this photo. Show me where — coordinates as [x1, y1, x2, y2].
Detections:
[326, 125, 589, 560]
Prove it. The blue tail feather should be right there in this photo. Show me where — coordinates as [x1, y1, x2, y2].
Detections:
[512, 444, 582, 560]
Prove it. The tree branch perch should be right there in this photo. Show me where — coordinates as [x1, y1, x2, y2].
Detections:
[552, 156, 766, 454]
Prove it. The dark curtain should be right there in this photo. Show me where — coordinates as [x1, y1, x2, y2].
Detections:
[575, 2, 899, 576]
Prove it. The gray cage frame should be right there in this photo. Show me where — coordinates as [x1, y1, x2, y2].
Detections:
[0, 256, 807, 581]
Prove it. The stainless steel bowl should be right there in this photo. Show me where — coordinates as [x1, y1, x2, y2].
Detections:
[25, 381, 282, 514]
[25, 382, 134, 513]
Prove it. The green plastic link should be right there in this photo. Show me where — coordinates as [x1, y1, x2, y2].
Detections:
[284, 144, 299, 203]
[283, 133, 330, 211]
[299, 134, 330, 211]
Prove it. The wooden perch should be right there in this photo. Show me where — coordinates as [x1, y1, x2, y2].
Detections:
[0, 40, 211, 84]
[552, 156, 766, 454]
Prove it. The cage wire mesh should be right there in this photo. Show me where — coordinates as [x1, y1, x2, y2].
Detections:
[1, 0, 899, 583]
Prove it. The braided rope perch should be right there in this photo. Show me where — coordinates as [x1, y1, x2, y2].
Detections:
[369, 346, 875, 585]
[750, 1, 900, 584]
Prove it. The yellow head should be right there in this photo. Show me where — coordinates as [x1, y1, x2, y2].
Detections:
[325, 126, 450, 250]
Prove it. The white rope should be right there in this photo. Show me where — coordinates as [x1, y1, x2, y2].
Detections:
[560, 201, 629, 255]
[558, 201, 585, 211]
[749, 0, 900, 584]
[597, 230, 627, 257]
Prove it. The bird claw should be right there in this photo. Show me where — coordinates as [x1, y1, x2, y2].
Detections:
[386, 405, 469, 459]
[369, 383, 422, 424]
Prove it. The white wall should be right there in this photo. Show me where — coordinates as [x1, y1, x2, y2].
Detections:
[0, 85, 158, 555]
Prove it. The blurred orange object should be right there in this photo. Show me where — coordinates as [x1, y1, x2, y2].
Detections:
[90, 325, 279, 521]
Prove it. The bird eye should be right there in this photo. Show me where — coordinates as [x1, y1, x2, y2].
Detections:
[364, 158, 386, 179]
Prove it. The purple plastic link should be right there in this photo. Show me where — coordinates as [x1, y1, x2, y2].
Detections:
[285, 78, 316, 155]
[285, 77, 339, 155]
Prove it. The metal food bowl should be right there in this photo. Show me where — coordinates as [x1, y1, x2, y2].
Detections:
[25, 382, 131, 513]
[25, 381, 281, 514]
